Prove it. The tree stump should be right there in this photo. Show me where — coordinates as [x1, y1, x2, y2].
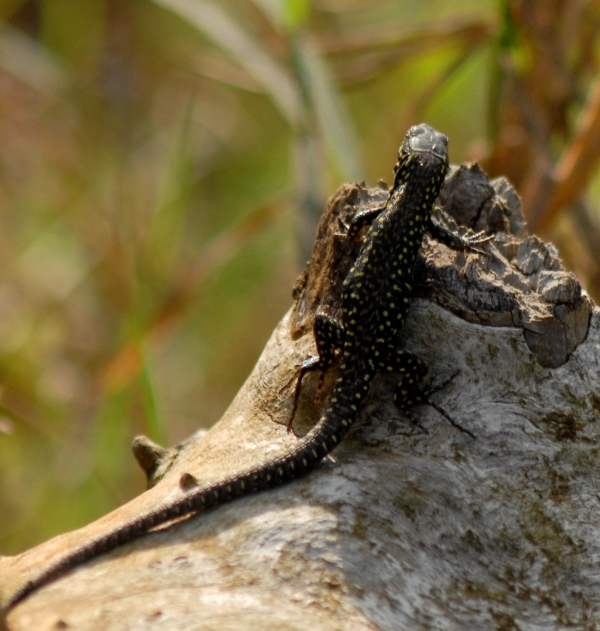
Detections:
[2, 163, 599, 631]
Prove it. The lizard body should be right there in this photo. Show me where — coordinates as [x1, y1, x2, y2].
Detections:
[6, 123, 488, 609]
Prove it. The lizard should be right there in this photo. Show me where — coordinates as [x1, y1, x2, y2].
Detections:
[4, 123, 491, 611]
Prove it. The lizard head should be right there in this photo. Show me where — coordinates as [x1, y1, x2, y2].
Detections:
[391, 123, 449, 192]
[404, 123, 448, 162]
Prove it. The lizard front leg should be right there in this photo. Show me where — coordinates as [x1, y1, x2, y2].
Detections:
[343, 205, 386, 239]
[378, 349, 429, 411]
[428, 219, 493, 254]
[378, 347, 475, 438]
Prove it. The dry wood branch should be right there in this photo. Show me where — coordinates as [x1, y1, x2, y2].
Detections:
[2, 164, 599, 630]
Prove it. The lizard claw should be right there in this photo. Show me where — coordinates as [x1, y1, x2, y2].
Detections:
[465, 230, 494, 255]
[280, 355, 326, 432]
[427, 400, 476, 439]
[421, 371, 476, 439]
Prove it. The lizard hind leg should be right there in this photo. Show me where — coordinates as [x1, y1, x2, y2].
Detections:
[379, 350, 475, 438]
[280, 314, 344, 432]
[378, 349, 429, 410]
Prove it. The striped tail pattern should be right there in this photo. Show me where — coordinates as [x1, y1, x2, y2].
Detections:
[8, 364, 367, 608]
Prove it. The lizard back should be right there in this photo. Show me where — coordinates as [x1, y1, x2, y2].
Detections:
[341, 124, 449, 367]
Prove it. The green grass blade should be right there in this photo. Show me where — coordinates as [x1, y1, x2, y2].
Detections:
[292, 37, 362, 181]
[151, 0, 304, 127]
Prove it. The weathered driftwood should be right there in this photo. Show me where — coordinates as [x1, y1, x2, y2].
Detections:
[2, 163, 599, 631]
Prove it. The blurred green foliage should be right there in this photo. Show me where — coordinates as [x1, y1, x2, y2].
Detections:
[0, 0, 598, 554]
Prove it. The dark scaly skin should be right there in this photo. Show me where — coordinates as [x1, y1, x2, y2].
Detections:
[6, 124, 482, 610]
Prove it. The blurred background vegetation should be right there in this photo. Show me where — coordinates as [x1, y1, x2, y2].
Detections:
[1, 0, 599, 554]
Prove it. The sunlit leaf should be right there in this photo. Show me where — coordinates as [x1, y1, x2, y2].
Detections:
[282, 0, 312, 31]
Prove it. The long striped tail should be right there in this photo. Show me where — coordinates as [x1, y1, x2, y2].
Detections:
[7, 366, 366, 609]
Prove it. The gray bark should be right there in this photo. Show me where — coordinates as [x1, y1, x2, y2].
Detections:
[2, 164, 599, 631]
